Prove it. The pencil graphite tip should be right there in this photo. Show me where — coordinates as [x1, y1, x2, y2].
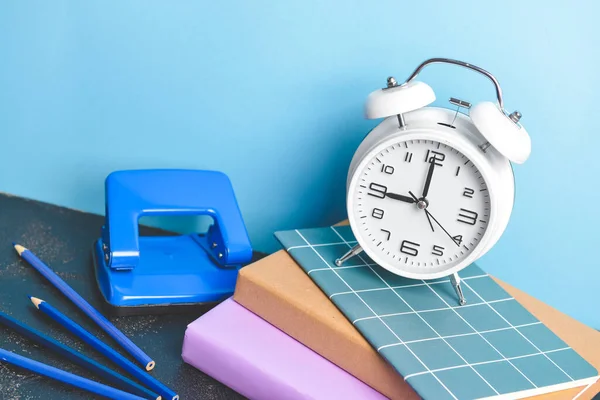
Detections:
[29, 297, 44, 309]
[13, 244, 27, 256]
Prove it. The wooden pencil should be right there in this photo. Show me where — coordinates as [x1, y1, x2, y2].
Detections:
[0, 310, 160, 400]
[31, 297, 179, 400]
[14, 243, 155, 371]
[0, 347, 146, 400]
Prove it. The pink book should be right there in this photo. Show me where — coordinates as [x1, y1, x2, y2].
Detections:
[182, 298, 387, 400]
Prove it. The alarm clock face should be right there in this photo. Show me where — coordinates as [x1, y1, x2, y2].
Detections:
[349, 138, 490, 278]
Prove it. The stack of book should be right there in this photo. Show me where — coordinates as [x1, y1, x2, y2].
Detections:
[182, 225, 600, 399]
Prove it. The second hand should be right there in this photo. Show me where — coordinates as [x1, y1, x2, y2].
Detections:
[409, 191, 459, 247]
[425, 209, 460, 247]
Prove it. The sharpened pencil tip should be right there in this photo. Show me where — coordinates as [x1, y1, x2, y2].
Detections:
[30, 297, 44, 309]
[13, 244, 26, 256]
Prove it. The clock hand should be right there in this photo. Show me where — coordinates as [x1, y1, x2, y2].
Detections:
[409, 191, 458, 246]
[425, 211, 435, 233]
[385, 192, 416, 203]
[422, 159, 436, 198]
[409, 191, 434, 232]
[425, 209, 460, 247]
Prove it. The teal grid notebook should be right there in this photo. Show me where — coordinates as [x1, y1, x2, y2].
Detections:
[275, 226, 599, 400]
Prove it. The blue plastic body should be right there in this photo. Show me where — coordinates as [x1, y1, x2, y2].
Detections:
[94, 169, 253, 309]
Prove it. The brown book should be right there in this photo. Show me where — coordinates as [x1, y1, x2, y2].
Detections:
[234, 248, 600, 399]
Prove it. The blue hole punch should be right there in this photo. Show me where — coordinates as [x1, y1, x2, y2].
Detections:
[92, 170, 253, 316]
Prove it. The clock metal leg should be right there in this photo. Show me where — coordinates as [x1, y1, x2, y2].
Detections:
[450, 272, 467, 306]
[335, 244, 363, 267]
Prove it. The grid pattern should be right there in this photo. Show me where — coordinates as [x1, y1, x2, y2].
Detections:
[275, 226, 598, 400]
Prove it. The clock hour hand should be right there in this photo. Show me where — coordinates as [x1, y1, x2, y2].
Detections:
[386, 192, 416, 203]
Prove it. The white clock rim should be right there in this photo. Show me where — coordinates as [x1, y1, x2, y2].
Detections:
[347, 128, 498, 280]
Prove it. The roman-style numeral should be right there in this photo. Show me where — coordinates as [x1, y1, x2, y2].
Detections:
[400, 240, 420, 256]
[432, 245, 444, 256]
[463, 187, 474, 198]
[381, 229, 391, 241]
[404, 152, 413, 162]
[372, 208, 384, 219]
[368, 183, 387, 199]
[457, 208, 478, 225]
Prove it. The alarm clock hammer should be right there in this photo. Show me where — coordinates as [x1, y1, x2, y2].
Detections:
[336, 58, 532, 307]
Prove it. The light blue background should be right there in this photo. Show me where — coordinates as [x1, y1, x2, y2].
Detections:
[1, 2, 598, 328]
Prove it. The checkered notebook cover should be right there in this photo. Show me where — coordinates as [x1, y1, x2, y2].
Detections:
[275, 226, 598, 400]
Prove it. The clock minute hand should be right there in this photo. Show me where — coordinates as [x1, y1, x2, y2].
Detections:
[386, 192, 416, 203]
[422, 160, 436, 198]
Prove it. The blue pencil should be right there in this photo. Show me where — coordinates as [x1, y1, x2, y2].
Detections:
[14, 243, 155, 371]
[31, 297, 179, 400]
[0, 310, 160, 400]
[0, 347, 146, 400]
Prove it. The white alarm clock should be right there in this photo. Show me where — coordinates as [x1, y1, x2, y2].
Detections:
[336, 58, 531, 305]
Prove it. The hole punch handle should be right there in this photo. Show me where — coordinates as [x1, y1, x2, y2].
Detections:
[404, 58, 505, 110]
[103, 170, 252, 270]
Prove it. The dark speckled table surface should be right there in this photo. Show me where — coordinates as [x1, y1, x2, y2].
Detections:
[0, 194, 249, 400]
